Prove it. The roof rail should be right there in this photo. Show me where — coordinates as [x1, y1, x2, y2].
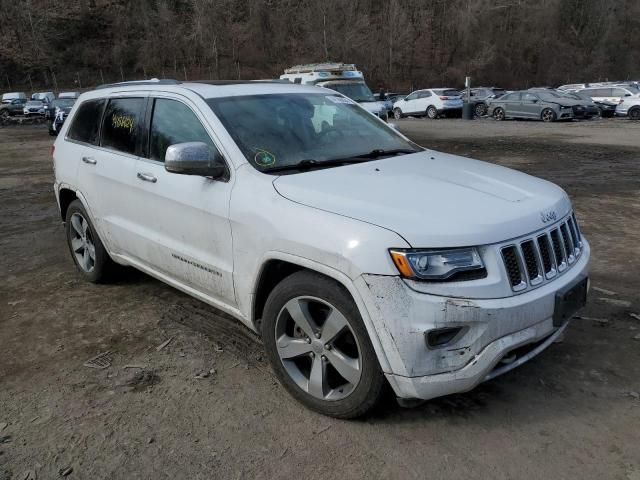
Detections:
[95, 79, 181, 90]
[188, 80, 290, 85]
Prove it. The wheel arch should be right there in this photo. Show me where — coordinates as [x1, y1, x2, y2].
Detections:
[58, 187, 78, 221]
[250, 253, 392, 373]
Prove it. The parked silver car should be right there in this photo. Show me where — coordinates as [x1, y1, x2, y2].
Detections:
[488, 90, 580, 122]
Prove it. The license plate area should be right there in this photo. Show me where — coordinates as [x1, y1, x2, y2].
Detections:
[553, 275, 588, 327]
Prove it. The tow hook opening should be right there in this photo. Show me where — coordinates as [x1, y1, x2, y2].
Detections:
[425, 326, 465, 349]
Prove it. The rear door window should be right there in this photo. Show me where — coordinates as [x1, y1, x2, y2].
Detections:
[67, 99, 105, 145]
[101, 98, 144, 155]
[148, 98, 216, 162]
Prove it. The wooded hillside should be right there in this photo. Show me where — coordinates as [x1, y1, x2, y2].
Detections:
[1, 0, 638, 91]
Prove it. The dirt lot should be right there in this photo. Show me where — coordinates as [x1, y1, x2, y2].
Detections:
[1, 118, 639, 480]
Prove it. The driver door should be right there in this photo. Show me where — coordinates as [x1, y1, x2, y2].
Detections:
[126, 96, 236, 306]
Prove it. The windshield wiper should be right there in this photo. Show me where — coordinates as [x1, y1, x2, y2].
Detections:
[265, 158, 371, 173]
[345, 148, 419, 159]
[264, 149, 419, 174]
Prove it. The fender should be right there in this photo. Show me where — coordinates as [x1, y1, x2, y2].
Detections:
[250, 250, 393, 373]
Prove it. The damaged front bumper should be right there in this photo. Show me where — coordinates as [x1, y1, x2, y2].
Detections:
[356, 240, 590, 400]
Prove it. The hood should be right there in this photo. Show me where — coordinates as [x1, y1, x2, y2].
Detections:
[550, 98, 583, 106]
[358, 101, 383, 114]
[273, 151, 571, 247]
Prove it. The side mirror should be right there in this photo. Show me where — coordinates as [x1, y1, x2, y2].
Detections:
[165, 142, 227, 179]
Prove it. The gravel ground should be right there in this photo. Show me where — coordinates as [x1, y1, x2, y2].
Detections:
[1, 118, 639, 480]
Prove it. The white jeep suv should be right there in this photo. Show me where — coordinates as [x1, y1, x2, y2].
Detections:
[53, 80, 590, 418]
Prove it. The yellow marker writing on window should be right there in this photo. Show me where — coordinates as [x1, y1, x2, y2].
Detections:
[111, 114, 135, 133]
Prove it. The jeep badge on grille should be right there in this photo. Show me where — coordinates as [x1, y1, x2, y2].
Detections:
[540, 210, 557, 223]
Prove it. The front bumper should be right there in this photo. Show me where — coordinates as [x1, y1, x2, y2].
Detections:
[357, 239, 590, 400]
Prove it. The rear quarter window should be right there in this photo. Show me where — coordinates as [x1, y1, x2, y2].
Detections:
[67, 99, 106, 145]
[100, 98, 144, 155]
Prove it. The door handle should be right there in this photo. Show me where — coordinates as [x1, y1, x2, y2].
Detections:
[82, 156, 97, 165]
[137, 172, 157, 183]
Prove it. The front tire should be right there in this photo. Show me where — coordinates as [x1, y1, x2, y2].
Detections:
[628, 107, 640, 120]
[261, 271, 386, 419]
[65, 200, 115, 283]
[393, 108, 403, 120]
[474, 102, 487, 116]
[493, 107, 505, 121]
[426, 105, 438, 119]
[541, 108, 557, 122]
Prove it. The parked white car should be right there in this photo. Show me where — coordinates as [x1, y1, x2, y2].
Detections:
[53, 80, 590, 418]
[576, 85, 640, 104]
[615, 96, 640, 119]
[392, 88, 463, 119]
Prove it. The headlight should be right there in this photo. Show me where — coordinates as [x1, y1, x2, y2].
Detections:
[389, 248, 485, 281]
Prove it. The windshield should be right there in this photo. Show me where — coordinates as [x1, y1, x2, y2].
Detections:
[537, 92, 564, 101]
[26, 101, 43, 106]
[206, 93, 419, 173]
[324, 83, 375, 102]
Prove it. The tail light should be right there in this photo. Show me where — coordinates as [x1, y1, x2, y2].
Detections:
[440, 96, 448, 100]
[50, 145, 55, 157]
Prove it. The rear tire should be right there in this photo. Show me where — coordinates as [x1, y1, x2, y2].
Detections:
[628, 107, 640, 120]
[65, 200, 115, 283]
[426, 105, 438, 119]
[261, 271, 386, 419]
[541, 108, 557, 122]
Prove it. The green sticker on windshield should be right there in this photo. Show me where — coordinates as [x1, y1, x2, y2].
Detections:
[254, 149, 276, 167]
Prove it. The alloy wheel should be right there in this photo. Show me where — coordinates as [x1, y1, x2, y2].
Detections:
[475, 103, 487, 116]
[275, 296, 362, 401]
[69, 212, 96, 273]
[393, 108, 402, 120]
[542, 109, 555, 122]
[494, 108, 505, 121]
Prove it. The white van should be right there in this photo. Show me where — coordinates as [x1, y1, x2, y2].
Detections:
[32, 91, 55, 104]
[1, 92, 27, 104]
[280, 63, 387, 119]
[53, 80, 589, 418]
